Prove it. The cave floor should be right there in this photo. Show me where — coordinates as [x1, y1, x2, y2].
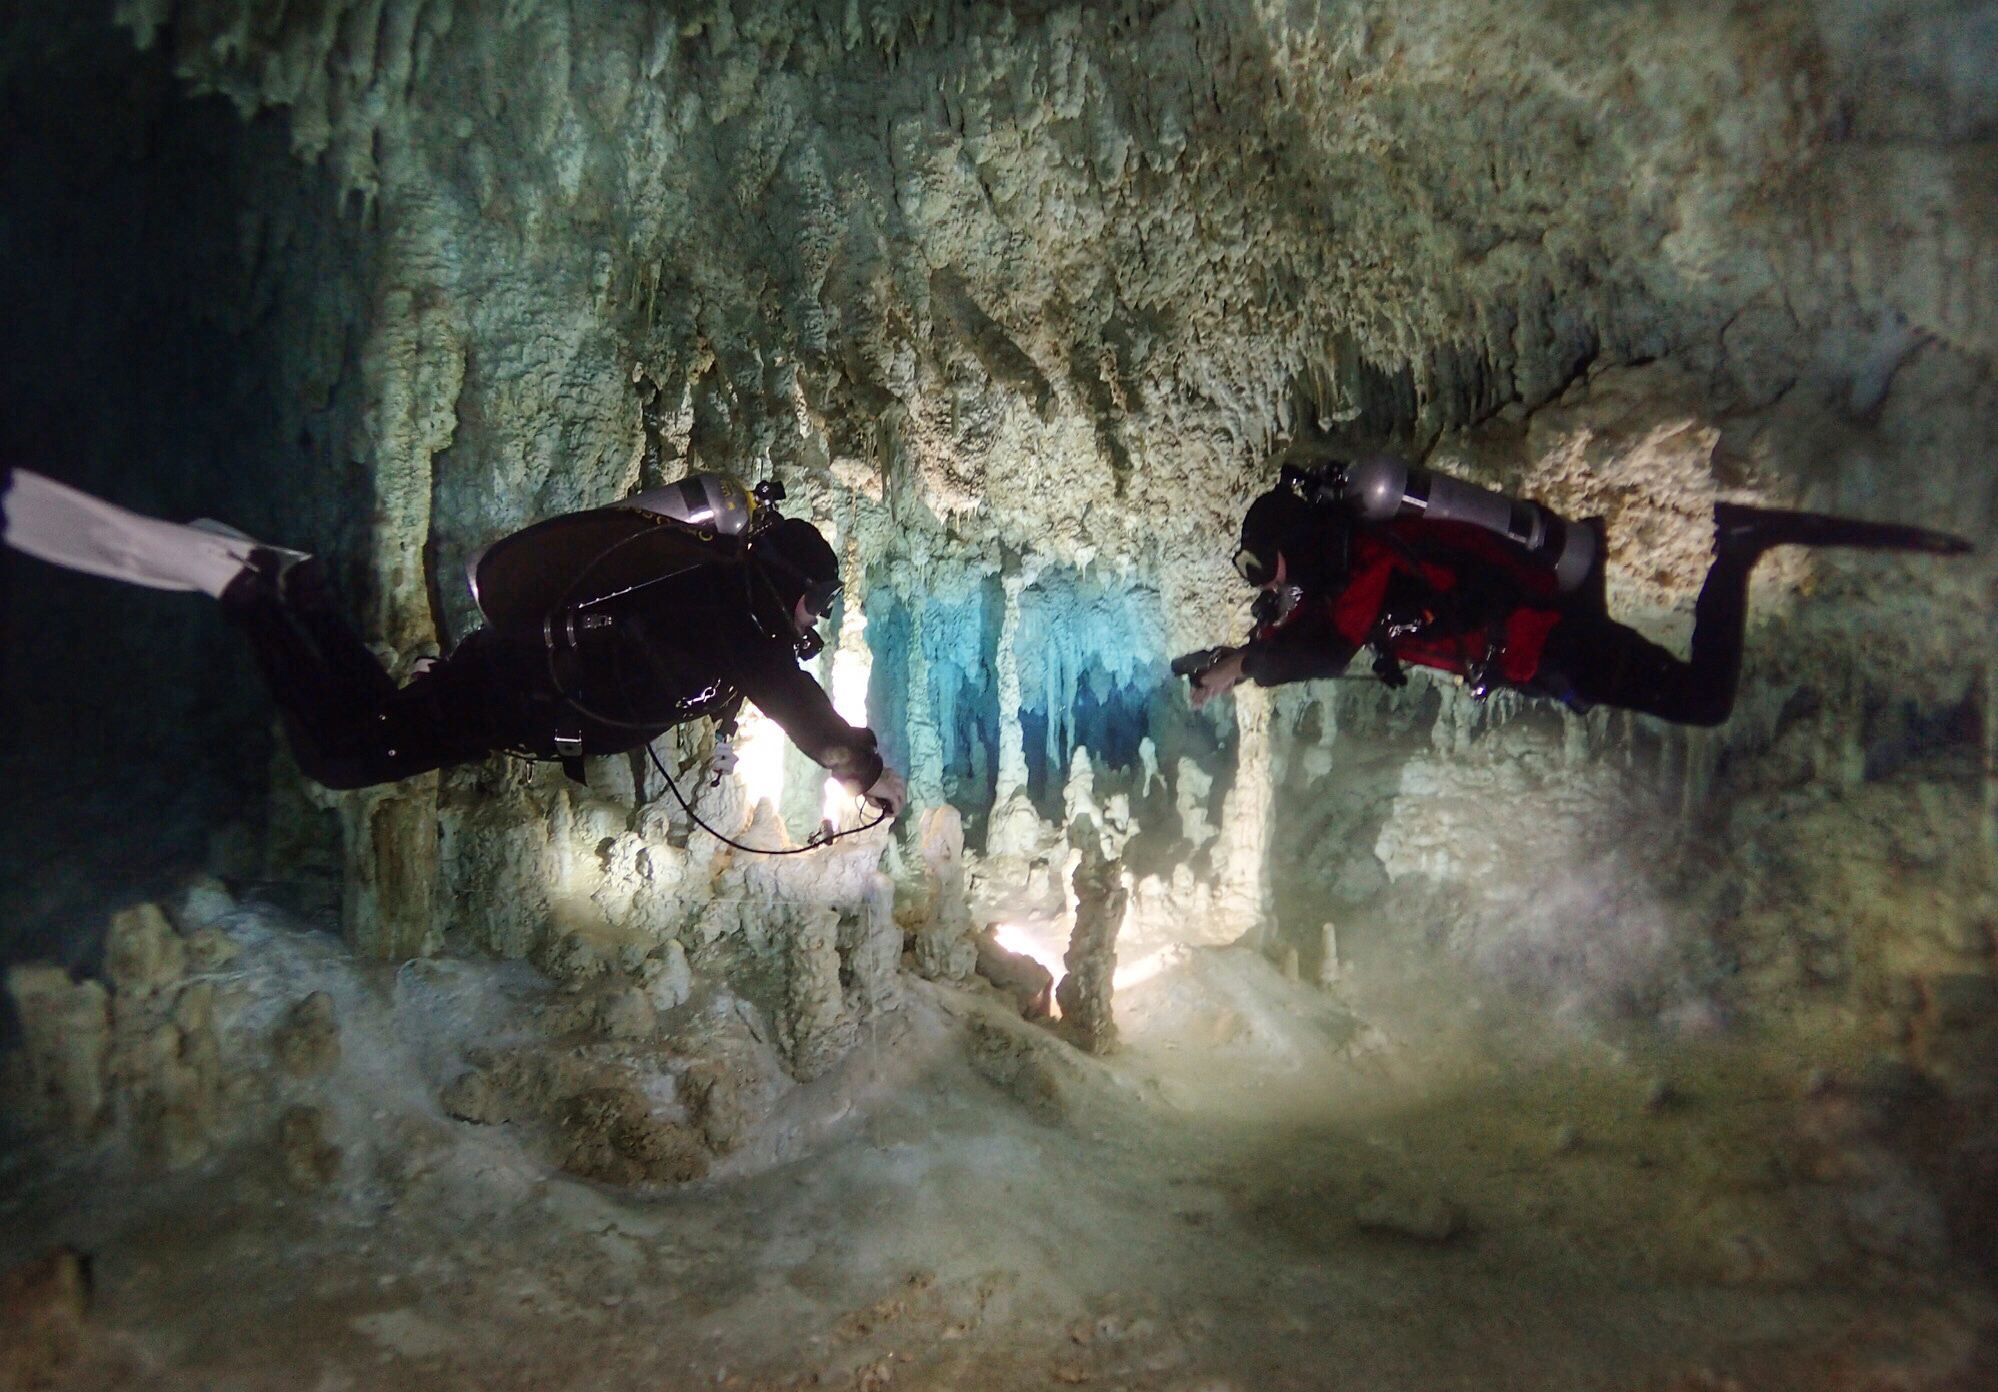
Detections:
[5, 939, 1994, 1392]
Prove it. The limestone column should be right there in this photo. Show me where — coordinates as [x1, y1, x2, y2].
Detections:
[986, 565, 1044, 857]
[818, 545, 877, 829]
[783, 905, 856, 1081]
[993, 570, 1031, 807]
[1214, 684, 1274, 946]
[900, 562, 947, 813]
[330, 278, 464, 960]
[1985, 636, 1998, 865]
[1058, 824, 1125, 1056]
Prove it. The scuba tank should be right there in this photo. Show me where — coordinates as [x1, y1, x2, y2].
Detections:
[625, 472, 758, 538]
[466, 472, 781, 630]
[1299, 455, 1599, 593]
[465, 472, 798, 755]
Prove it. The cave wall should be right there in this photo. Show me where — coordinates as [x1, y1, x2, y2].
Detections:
[0, 2, 372, 969]
[3, 0, 1992, 1037]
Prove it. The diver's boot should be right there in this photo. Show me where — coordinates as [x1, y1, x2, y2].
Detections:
[217, 546, 294, 615]
[197, 521, 330, 619]
[191, 517, 312, 583]
[1715, 502, 1972, 558]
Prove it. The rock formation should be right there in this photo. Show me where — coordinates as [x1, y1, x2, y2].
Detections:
[1058, 824, 1126, 1055]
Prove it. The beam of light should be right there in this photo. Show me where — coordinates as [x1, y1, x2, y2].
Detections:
[1112, 950, 1172, 993]
[992, 920, 1067, 998]
[733, 701, 787, 816]
[823, 605, 874, 825]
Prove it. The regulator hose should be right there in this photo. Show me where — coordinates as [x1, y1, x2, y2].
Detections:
[643, 737, 891, 856]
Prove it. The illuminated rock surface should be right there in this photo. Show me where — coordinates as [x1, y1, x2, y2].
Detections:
[2, 1, 1996, 1388]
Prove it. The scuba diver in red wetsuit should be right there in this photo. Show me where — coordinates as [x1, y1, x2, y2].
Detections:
[1180, 457, 1972, 726]
[2, 468, 908, 812]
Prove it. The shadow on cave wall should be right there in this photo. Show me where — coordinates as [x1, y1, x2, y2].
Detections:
[0, 6, 369, 979]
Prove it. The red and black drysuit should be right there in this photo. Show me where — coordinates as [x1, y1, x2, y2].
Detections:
[1237, 515, 1757, 727]
[223, 508, 884, 791]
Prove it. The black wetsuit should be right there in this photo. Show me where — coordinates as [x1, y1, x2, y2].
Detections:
[1240, 512, 1760, 727]
[225, 529, 882, 792]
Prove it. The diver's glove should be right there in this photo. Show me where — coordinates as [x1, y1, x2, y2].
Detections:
[861, 767, 908, 818]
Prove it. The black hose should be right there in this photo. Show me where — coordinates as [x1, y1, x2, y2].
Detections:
[642, 737, 891, 856]
[538, 522, 715, 733]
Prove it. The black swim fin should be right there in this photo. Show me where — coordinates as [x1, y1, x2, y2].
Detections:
[1715, 502, 1973, 557]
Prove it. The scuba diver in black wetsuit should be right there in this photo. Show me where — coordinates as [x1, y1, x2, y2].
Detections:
[1180, 456, 1973, 726]
[2, 468, 908, 814]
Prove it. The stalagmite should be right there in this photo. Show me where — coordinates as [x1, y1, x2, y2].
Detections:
[327, 774, 443, 961]
[782, 906, 855, 1081]
[1317, 921, 1343, 987]
[1213, 685, 1274, 945]
[2, 967, 109, 1140]
[1061, 744, 1099, 832]
[974, 929, 1055, 1019]
[911, 805, 977, 983]
[837, 873, 903, 1012]
[1057, 823, 1124, 1056]
[1175, 757, 1217, 852]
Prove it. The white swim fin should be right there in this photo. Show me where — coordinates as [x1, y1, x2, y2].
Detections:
[1, 468, 302, 598]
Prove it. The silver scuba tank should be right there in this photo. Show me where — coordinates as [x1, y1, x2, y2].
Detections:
[465, 472, 763, 630]
[626, 471, 756, 536]
[1339, 455, 1599, 592]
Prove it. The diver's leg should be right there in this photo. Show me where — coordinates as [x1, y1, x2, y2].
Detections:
[220, 553, 474, 788]
[219, 555, 389, 784]
[1538, 610, 1731, 726]
[1537, 543, 1757, 727]
[1653, 502, 1973, 722]
[220, 554, 390, 726]
[229, 552, 518, 787]
[273, 558, 399, 708]
[1534, 500, 1970, 727]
